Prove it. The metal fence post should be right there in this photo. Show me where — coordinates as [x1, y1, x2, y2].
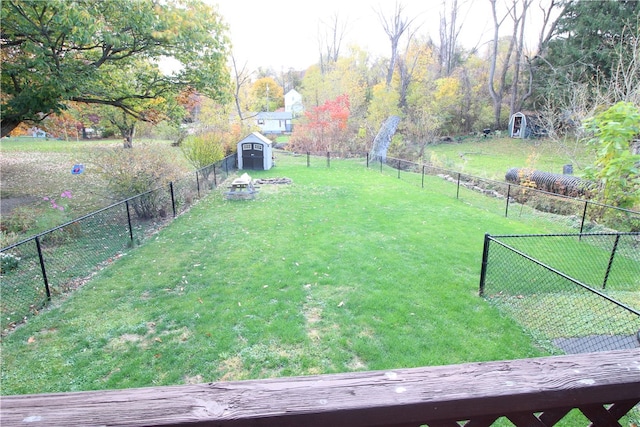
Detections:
[366, 152, 369, 168]
[169, 182, 176, 218]
[579, 201, 589, 236]
[35, 236, 51, 302]
[602, 234, 620, 289]
[196, 171, 201, 198]
[327, 152, 330, 168]
[380, 157, 383, 173]
[422, 165, 425, 189]
[456, 173, 461, 199]
[213, 165, 217, 188]
[479, 234, 491, 296]
[505, 185, 511, 217]
[397, 160, 401, 179]
[307, 152, 310, 167]
[125, 200, 134, 243]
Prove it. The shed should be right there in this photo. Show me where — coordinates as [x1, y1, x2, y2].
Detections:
[237, 132, 273, 170]
[508, 112, 544, 138]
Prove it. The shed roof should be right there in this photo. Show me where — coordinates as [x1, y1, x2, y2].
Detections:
[239, 132, 272, 146]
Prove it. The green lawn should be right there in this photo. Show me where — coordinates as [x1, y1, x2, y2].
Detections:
[424, 136, 594, 180]
[1, 155, 559, 395]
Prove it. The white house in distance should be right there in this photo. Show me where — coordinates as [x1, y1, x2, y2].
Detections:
[254, 111, 292, 135]
[284, 89, 303, 116]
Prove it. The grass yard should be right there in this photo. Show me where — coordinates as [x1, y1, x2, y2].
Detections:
[425, 136, 594, 180]
[1, 155, 560, 395]
[0, 137, 189, 245]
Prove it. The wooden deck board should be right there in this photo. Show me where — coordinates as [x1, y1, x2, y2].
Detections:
[2, 349, 639, 427]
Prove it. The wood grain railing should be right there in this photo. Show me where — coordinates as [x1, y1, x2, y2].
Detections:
[2, 349, 639, 427]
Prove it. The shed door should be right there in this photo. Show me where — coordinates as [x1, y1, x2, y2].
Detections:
[512, 116, 523, 137]
[242, 143, 264, 170]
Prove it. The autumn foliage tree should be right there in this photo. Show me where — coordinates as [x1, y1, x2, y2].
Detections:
[289, 94, 350, 152]
[42, 111, 82, 141]
[1, 0, 230, 139]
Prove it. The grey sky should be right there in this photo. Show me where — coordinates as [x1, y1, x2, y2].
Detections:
[215, 0, 550, 71]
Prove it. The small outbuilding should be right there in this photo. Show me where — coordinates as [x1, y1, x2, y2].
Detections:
[508, 111, 545, 139]
[237, 132, 273, 171]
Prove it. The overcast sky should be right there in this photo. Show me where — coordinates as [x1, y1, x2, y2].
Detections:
[214, 0, 548, 72]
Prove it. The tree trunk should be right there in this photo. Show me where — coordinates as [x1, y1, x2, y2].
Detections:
[377, 3, 414, 88]
[488, 0, 518, 130]
[509, 0, 531, 117]
[439, 0, 461, 76]
[487, 0, 502, 129]
[1, 119, 22, 138]
[121, 123, 136, 148]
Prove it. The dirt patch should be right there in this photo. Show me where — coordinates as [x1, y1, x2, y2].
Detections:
[217, 356, 247, 381]
[254, 177, 292, 185]
[305, 306, 322, 324]
[348, 355, 367, 370]
[183, 374, 203, 384]
[106, 333, 145, 351]
[0, 196, 40, 216]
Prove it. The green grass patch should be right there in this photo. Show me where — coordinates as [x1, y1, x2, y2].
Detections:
[1, 156, 559, 395]
[424, 137, 594, 180]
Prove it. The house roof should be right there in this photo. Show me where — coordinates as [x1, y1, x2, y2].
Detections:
[255, 111, 292, 120]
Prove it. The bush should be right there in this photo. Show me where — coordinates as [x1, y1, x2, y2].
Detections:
[2, 205, 38, 234]
[583, 102, 640, 210]
[181, 131, 227, 180]
[0, 252, 21, 274]
[91, 144, 185, 219]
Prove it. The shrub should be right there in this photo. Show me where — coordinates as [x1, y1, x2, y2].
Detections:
[583, 101, 640, 210]
[0, 252, 21, 274]
[181, 131, 227, 180]
[2, 205, 38, 234]
[91, 144, 185, 219]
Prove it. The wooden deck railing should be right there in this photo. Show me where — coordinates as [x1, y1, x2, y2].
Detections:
[2, 349, 639, 427]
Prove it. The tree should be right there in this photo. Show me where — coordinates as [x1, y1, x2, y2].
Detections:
[438, 0, 465, 76]
[534, 0, 640, 120]
[92, 59, 173, 147]
[231, 55, 253, 121]
[507, 0, 533, 117]
[544, 0, 639, 86]
[318, 12, 349, 74]
[250, 77, 284, 112]
[1, 0, 230, 138]
[488, 0, 519, 129]
[377, 2, 417, 88]
[42, 109, 83, 141]
[289, 94, 350, 152]
[583, 102, 640, 209]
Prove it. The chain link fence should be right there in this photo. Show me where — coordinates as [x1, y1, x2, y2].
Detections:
[479, 232, 640, 354]
[366, 153, 640, 233]
[295, 151, 638, 233]
[3, 149, 638, 338]
[0, 154, 237, 335]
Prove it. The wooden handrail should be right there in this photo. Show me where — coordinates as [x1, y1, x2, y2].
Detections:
[2, 349, 639, 426]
